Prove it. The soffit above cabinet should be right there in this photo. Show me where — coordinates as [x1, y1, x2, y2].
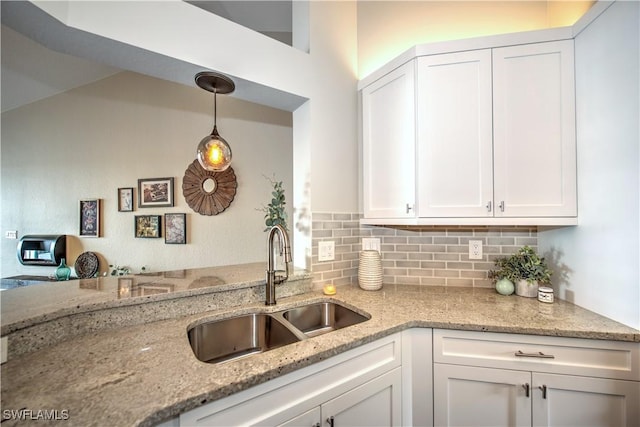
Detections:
[358, 26, 574, 90]
[357, 0, 614, 92]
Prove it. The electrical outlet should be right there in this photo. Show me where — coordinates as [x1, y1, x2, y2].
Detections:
[469, 240, 483, 260]
[5, 230, 17, 240]
[362, 237, 381, 253]
[318, 241, 335, 262]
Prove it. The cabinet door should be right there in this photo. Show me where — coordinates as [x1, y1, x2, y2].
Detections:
[434, 363, 531, 427]
[416, 50, 494, 217]
[532, 373, 640, 427]
[322, 367, 402, 427]
[362, 61, 416, 218]
[493, 40, 577, 217]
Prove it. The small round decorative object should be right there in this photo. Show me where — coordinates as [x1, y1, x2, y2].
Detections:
[495, 278, 515, 296]
[75, 252, 99, 278]
[323, 284, 337, 295]
[538, 286, 554, 303]
[182, 160, 237, 216]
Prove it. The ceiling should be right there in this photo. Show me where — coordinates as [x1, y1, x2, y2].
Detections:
[188, 1, 293, 45]
[1, 1, 297, 113]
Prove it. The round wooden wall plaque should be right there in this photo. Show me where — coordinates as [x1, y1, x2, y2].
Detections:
[182, 160, 237, 216]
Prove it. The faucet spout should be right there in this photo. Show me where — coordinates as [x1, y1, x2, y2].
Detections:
[265, 224, 292, 305]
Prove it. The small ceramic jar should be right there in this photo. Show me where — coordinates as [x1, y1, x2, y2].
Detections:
[538, 286, 554, 303]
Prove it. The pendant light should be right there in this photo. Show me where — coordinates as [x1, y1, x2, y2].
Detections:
[195, 71, 235, 172]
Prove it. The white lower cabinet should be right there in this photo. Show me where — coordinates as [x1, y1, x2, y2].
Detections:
[277, 368, 402, 427]
[434, 364, 532, 426]
[178, 333, 403, 426]
[433, 329, 640, 427]
[532, 372, 640, 427]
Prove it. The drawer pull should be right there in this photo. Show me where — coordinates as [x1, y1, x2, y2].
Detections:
[515, 350, 555, 359]
[523, 383, 530, 398]
[539, 385, 548, 399]
[327, 416, 335, 427]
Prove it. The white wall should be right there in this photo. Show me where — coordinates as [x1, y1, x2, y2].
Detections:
[1, 71, 293, 277]
[357, 0, 594, 79]
[307, 0, 358, 213]
[538, 0, 640, 329]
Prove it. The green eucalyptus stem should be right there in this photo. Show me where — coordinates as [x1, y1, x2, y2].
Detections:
[260, 175, 288, 232]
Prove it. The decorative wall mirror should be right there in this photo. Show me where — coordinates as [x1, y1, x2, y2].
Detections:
[182, 160, 237, 215]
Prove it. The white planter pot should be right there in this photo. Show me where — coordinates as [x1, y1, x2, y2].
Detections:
[515, 279, 538, 298]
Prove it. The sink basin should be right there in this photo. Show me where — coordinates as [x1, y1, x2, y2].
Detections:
[188, 313, 301, 364]
[282, 302, 369, 338]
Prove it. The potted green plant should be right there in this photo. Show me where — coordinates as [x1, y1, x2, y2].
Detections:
[489, 246, 552, 297]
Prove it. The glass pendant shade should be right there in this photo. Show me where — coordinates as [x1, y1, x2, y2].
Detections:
[194, 71, 235, 172]
[197, 126, 232, 171]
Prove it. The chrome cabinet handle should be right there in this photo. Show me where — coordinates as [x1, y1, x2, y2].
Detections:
[499, 201, 505, 212]
[406, 203, 413, 214]
[326, 416, 335, 427]
[523, 383, 530, 398]
[539, 385, 547, 399]
[486, 201, 492, 212]
[515, 350, 555, 359]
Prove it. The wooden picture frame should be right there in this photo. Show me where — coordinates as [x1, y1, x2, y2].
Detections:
[79, 199, 100, 237]
[164, 213, 186, 244]
[138, 177, 174, 208]
[118, 187, 134, 212]
[134, 215, 161, 238]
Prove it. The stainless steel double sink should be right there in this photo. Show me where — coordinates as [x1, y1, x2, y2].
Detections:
[187, 302, 369, 364]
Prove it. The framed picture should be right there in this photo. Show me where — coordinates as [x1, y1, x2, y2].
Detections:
[135, 215, 161, 238]
[138, 177, 174, 208]
[79, 199, 101, 237]
[118, 187, 134, 212]
[165, 213, 186, 244]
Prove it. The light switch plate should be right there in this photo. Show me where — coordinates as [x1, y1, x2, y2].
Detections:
[318, 241, 335, 262]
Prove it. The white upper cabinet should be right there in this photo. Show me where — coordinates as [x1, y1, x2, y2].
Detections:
[416, 50, 494, 217]
[361, 61, 416, 219]
[360, 32, 578, 226]
[493, 40, 577, 218]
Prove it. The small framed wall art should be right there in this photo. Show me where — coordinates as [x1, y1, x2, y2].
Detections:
[79, 199, 101, 237]
[118, 187, 134, 212]
[138, 177, 174, 208]
[165, 213, 186, 244]
[135, 215, 161, 238]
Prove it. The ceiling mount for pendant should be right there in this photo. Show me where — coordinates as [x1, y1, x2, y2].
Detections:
[195, 71, 235, 172]
[195, 72, 235, 95]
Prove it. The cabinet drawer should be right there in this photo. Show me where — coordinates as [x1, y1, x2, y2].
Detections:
[434, 329, 639, 381]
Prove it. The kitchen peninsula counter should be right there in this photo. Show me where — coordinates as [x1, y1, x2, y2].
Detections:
[1, 280, 639, 426]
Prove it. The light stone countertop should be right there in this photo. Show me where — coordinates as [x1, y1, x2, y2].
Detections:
[1, 281, 639, 426]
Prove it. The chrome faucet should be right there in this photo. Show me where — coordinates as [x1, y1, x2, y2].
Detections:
[265, 224, 292, 305]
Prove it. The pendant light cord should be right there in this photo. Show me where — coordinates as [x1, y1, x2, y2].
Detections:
[213, 89, 218, 130]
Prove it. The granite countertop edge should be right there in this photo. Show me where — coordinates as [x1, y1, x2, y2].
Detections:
[0, 267, 312, 336]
